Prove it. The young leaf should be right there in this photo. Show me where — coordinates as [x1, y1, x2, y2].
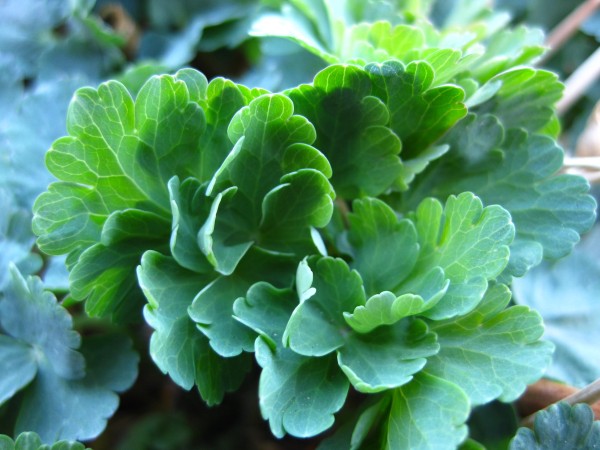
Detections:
[427, 283, 554, 406]
[346, 197, 418, 296]
[475, 68, 563, 134]
[287, 64, 403, 197]
[366, 60, 467, 161]
[138, 251, 250, 406]
[284, 257, 439, 393]
[421, 129, 597, 277]
[510, 402, 600, 450]
[384, 373, 469, 450]
[32, 69, 256, 320]
[407, 192, 514, 319]
[205, 93, 334, 267]
[234, 282, 349, 438]
[189, 247, 297, 357]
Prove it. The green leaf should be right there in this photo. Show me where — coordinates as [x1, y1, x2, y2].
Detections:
[337, 319, 438, 393]
[0, 432, 89, 450]
[366, 60, 467, 161]
[15, 333, 138, 443]
[139, 251, 250, 405]
[423, 129, 596, 276]
[374, 373, 470, 450]
[287, 64, 403, 197]
[427, 283, 554, 406]
[32, 69, 254, 320]
[234, 282, 349, 438]
[167, 176, 214, 273]
[0, 265, 84, 380]
[509, 402, 600, 450]
[347, 197, 418, 296]
[204, 93, 333, 264]
[284, 258, 365, 356]
[408, 192, 514, 319]
[284, 257, 439, 393]
[475, 68, 563, 133]
[189, 247, 296, 357]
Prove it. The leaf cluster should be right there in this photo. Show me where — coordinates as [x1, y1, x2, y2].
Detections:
[2, 0, 598, 448]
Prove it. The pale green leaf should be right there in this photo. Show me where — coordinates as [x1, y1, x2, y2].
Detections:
[427, 283, 554, 405]
[15, 334, 138, 443]
[337, 319, 438, 393]
[366, 60, 467, 161]
[407, 192, 514, 319]
[0, 431, 89, 450]
[139, 251, 250, 405]
[284, 258, 365, 356]
[0, 265, 84, 380]
[234, 282, 348, 438]
[510, 402, 600, 450]
[0, 336, 37, 405]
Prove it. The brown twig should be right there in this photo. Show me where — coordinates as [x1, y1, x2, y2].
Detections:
[542, 0, 600, 62]
[556, 47, 600, 115]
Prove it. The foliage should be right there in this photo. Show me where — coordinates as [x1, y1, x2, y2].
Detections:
[510, 402, 600, 450]
[0, 431, 89, 450]
[1, 0, 599, 448]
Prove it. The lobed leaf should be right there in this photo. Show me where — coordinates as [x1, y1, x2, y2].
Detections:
[427, 283, 554, 405]
[138, 251, 250, 405]
[510, 402, 600, 450]
[234, 281, 349, 438]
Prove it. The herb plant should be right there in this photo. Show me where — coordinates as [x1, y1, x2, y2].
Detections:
[1, 0, 599, 448]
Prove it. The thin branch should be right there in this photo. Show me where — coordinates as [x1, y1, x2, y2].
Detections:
[542, 0, 600, 62]
[557, 47, 600, 115]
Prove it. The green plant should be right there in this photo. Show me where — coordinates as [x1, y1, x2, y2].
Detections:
[1, 0, 599, 448]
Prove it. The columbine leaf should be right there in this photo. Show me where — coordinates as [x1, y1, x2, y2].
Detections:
[138, 251, 250, 405]
[0, 266, 137, 442]
[427, 283, 554, 406]
[189, 247, 296, 357]
[510, 402, 600, 450]
[287, 64, 403, 197]
[384, 373, 469, 450]
[15, 333, 138, 443]
[284, 257, 365, 356]
[337, 319, 438, 393]
[284, 257, 439, 393]
[424, 129, 597, 277]
[407, 192, 514, 319]
[0, 265, 84, 380]
[205, 93, 333, 261]
[366, 60, 467, 161]
[234, 282, 349, 438]
[346, 197, 418, 296]
[0, 432, 89, 450]
[167, 176, 214, 273]
[475, 68, 563, 133]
